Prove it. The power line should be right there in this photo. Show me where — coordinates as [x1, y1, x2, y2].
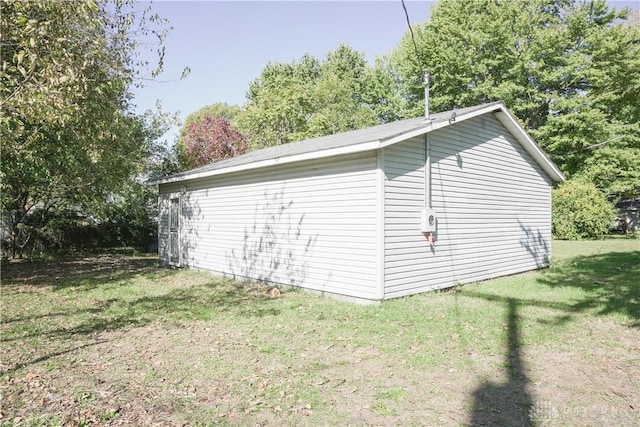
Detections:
[401, 0, 430, 119]
[568, 135, 628, 154]
[401, 0, 423, 73]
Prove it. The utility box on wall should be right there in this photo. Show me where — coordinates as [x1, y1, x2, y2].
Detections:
[420, 208, 437, 233]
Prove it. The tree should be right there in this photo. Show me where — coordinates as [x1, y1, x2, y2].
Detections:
[239, 54, 321, 149]
[239, 44, 396, 150]
[579, 139, 640, 197]
[552, 179, 617, 240]
[176, 103, 243, 169]
[179, 102, 241, 142]
[0, 0, 177, 257]
[305, 45, 379, 137]
[365, 55, 407, 123]
[391, 0, 640, 195]
[140, 102, 183, 182]
[178, 115, 248, 169]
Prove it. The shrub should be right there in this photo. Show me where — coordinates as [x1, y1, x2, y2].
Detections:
[552, 179, 617, 240]
[0, 184, 157, 257]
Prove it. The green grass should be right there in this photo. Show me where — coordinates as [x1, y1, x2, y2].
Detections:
[552, 237, 639, 261]
[1, 240, 639, 426]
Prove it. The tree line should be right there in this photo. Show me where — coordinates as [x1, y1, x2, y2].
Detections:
[1, 0, 180, 257]
[178, 0, 639, 201]
[2, 0, 638, 257]
[176, 0, 639, 240]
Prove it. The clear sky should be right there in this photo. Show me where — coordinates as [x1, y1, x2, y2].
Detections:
[132, 0, 638, 143]
[132, 0, 435, 141]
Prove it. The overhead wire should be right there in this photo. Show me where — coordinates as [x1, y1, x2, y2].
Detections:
[401, 0, 424, 73]
[401, 0, 431, 120]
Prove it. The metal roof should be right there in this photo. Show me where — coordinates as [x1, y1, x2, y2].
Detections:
[150, 101, 564, 185]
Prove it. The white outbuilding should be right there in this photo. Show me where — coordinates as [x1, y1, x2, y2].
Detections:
[151, 102, 564, 303]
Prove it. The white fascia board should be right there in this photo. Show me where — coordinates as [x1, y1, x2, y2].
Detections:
[378, 121, 447, 147]
[378, 103, 505, 148]
[151, 102, 563, 187]
[379, 103, 564, 183]
[375, 148, 385, 300]
[151, 140, 383, 185]
[494, 110, 565, 183]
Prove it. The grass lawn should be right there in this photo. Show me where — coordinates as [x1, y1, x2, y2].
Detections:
[1, 239, 639, 426]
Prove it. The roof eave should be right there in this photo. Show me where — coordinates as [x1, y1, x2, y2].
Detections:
[149, 105, 499, 186]
[379, 102, 505, 147]
[149, 102, 564, 186]
[147, 139, 384, 186]
[493, 109, 565, 183]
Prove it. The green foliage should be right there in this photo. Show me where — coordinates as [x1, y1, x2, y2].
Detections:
[177, 103, 241, 160]
[391, 0, 640, 195]
[175, 105, 247, 170]
[0, 0, 177, 257]
[239, 44, 395, 150]
[180, 103, 241, 134]
[93, 182, 158, 250]
[140, 102, 184, 181]
[578, 134, 640, 197]
[8, 182, 158, 254]
[305, 45, 380, 137]
[239, 54, 322, 149]
[552, 179, 617, 240]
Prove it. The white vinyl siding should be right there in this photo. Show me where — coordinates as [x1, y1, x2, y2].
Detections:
[383, 114, 552, 298]
[159, 152, 380, 300]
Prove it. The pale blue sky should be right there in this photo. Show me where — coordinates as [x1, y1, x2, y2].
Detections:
[132, 0, 434, 140]
[132, 0, 638, 143]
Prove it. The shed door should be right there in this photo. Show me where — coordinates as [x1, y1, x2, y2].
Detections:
[169, 197, 180, 266]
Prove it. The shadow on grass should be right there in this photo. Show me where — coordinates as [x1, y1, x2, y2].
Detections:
[2, 254, 165, 290]
[538, 250, 640, 327]
[2, 280, 280, 342]
[1, 256, 282, 374]
[128, 280, 282, 321]
[6, 341, 110, 375]
[2, 282, 280, 373]
[465, 250, 640, 327]
[465, 249, 639, 425]
[469, 298, 534, 426]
